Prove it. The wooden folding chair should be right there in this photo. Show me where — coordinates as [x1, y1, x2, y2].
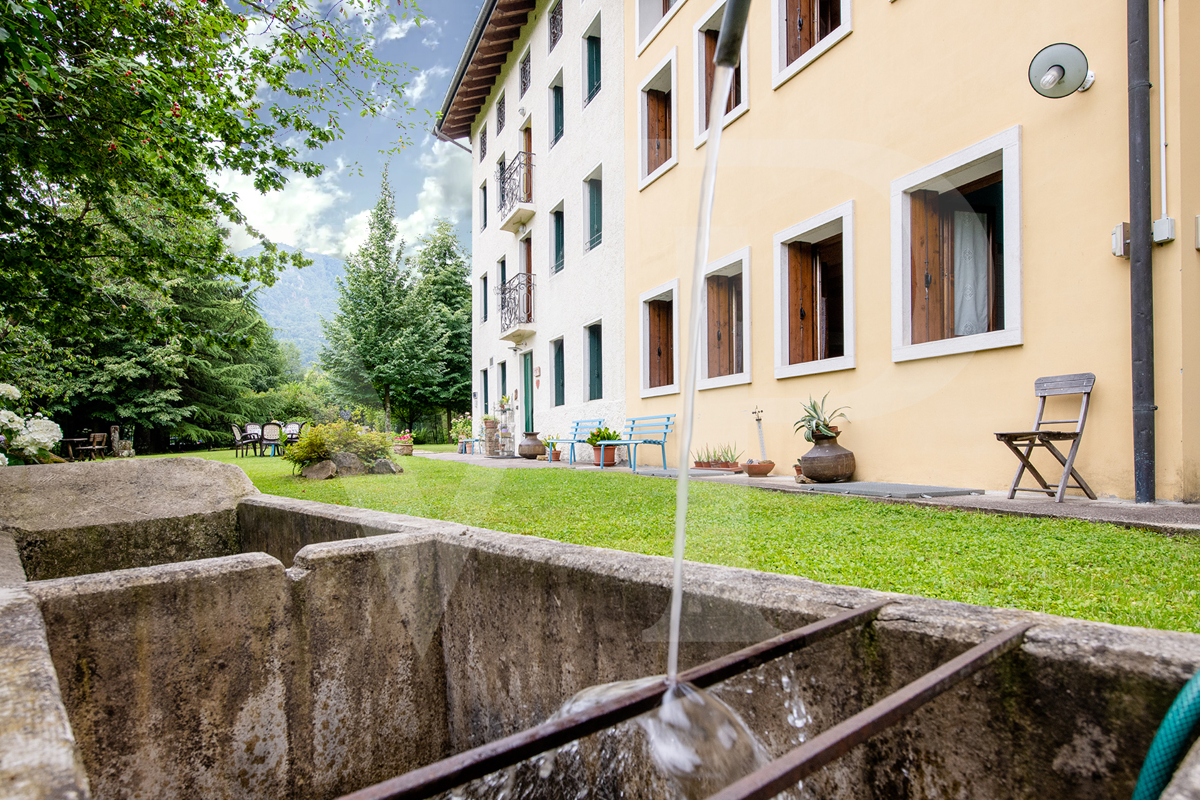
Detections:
[995, 373, 1097, 503]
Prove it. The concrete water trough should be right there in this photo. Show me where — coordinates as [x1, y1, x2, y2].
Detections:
[1, 458, 1199, 799]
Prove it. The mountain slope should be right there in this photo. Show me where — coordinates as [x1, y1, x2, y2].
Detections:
[237, 244, 345, 368]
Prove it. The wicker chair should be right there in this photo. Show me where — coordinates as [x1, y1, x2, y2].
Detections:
[259, 423, 283, 457]
[231, 424, 257, 457]
[77, 432, 107, 461]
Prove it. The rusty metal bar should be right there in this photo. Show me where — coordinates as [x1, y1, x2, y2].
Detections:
[336, 599, 892, 800]
[704, 622, 1034, 800]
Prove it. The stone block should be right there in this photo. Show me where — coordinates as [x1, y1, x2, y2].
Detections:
[0, 458, 255, 580]
[368, 458, 401, 475]
[300, 460, 336, 480]
[0, 587, 90, 800]
[330, 452, 365, 476]
[28, 554, 291, 800]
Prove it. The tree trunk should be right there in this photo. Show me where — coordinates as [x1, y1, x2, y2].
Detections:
[382, 386, 391, 433]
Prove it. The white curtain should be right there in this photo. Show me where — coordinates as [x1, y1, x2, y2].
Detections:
[953, 210, 989, 336]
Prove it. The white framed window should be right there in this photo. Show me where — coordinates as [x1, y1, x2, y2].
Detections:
[582, 12, 603, 107]
[549, 71, 565, 147]
[693, 0, 749, 148]
[550, 336, 566, 407]
[773, 200, 855, 379]
[479, 181, 488, 231]
[637, 0, 688, 56]
[699, 246, 752, 390]
[549, 199, 565, 274]
[890, 126, 1022, 363]
[640, 279, 680, 397]
[638, 47, 678, 191]
[479, 273, 489, 323]
[582, 162, 602, 251]
[771, 0, 851, 90]
[585, 320, 603, 400]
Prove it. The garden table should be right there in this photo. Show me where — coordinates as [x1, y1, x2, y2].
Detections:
[60, 438, 89, 461]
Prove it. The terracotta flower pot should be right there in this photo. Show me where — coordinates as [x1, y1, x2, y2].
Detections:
[592, 445, 617, 467]
[550, 450, 562, 462]
[394, 443, 413, 456]
[744, 462, 775, 477]
[794, 464, 803, 476]
[696, 461, 711, 469]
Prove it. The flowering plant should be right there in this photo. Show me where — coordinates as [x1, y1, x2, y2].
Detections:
[450, 414, 473, 443]
[393, 429, 414, 444]
[0, 385, 63, 466]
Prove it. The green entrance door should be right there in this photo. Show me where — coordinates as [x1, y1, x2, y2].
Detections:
[522, 351, 534, 432]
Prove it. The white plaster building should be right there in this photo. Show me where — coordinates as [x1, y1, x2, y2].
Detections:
[437, 0, 626, 458]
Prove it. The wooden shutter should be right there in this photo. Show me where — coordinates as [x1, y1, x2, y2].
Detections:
[788, 242, 817, 363]
[553, 211, 564, 270]
[785, 0, 812, 65]
[646, 89, 671, 173]
[482, 369, 489, 414]
[589, 180, 602, 245]
[702, 30, 739, 129]
[706, 274, 741, 378]
[910, 189, 949, 344]
[648, 299, 674, 388]
[554, 340, 565, 406]
[588, 326, 603, 400]
[500, 362, 507, 398]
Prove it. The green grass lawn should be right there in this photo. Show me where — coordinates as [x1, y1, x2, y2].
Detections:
[171, 449, 1200, 633]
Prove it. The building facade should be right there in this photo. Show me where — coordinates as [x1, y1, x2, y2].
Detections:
[622, 0, 1200, 498]
[439, 0, 626, 459]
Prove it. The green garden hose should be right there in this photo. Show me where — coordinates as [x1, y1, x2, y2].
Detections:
[1131, 670, 1200, 800]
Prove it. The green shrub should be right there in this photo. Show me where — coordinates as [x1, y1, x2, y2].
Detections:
[283, 421, 392, 468]
[584, 426, 621, 446]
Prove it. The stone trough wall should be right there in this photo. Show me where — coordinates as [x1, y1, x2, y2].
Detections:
[1, 461, 1200, 798]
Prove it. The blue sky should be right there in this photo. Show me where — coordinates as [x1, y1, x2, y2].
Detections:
[221, 1, 481, 260]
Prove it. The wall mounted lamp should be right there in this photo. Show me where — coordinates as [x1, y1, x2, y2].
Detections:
[1029, 43, 1095, 98]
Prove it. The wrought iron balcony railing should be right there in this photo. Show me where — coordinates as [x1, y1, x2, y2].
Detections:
[549, 1, 563, 50]
[497, 151, 533, 221]
[497, 273, 533, 331]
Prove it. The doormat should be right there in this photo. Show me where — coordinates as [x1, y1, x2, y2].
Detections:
[795, 482, 984, 498]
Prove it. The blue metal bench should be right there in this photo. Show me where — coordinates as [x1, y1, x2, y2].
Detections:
[543, 418, 605, 465]
[597, 414, 676, 473]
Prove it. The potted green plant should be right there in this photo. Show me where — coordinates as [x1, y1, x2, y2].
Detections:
[393, 429, 414, 456]
[693, 446, 712, 469]
[543, 436, 561, 462]
[794, 393, 854, 482]
[585, 426, 622, 467]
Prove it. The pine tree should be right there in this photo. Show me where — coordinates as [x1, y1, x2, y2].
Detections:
[321, 169, 445, 432]
[408, 219, 472, 434]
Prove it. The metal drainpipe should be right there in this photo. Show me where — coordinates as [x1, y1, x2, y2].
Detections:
[1129, 0, 1155, 502]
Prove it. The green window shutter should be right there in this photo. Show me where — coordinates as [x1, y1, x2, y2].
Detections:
[588, 325, 603, 400]
[586, 37, 601, 101]
[482, 369, 489, 414]
[553, 211, 564, 271]
[552, 86, 564, 143]
[554, 340, 565, 406]
[588, 180, 602, 248]
[500, 362, 507, 398]
[500, 258, 506, 285]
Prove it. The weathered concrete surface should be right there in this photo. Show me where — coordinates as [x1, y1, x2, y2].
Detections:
[0, 532, 27, 587]
[28, 555, 290, 800]
[0, 458, 257, 580]
[0, 588, 90, 800]
[9, 492, 1200, 799]
[287, 535, 449, 797]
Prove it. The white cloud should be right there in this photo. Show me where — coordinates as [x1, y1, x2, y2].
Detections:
[217, 168, 350, 256]
[340, 140, 471, 255]
[381, 17, 418, 42]
[408, 65, 450, 103]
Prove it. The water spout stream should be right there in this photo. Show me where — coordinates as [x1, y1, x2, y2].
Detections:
[666, 62, 737, 686]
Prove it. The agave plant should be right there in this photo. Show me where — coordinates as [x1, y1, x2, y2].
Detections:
[794, 393, 850, 443]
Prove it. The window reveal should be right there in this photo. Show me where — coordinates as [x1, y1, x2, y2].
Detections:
[706, 273, 743, 378]
[784, 0, 841, 66]
[788, 233, 844, 364]
[647, 299, 674, 388]
[646, 88, 672, 173]
[910, 172, 1003, 344]
[702, 28, 741, 129]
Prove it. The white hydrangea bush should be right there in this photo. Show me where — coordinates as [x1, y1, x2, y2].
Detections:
[0, 385, 63, 465]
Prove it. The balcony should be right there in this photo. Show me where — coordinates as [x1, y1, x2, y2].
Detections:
[497, 273, 534, 342]
[498, 151, 535, 233]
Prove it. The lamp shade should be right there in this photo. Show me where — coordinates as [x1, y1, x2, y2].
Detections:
[1029, 43, 1091, 98]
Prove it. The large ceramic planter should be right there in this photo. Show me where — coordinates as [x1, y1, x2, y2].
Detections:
[518, 431, 546, 460]
[799, 434, 855, 482]
[592, 445, 617, 467]
[393, 444, 413, 456]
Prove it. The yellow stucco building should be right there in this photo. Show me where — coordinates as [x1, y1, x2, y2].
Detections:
[622, 0, 1200, 499]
